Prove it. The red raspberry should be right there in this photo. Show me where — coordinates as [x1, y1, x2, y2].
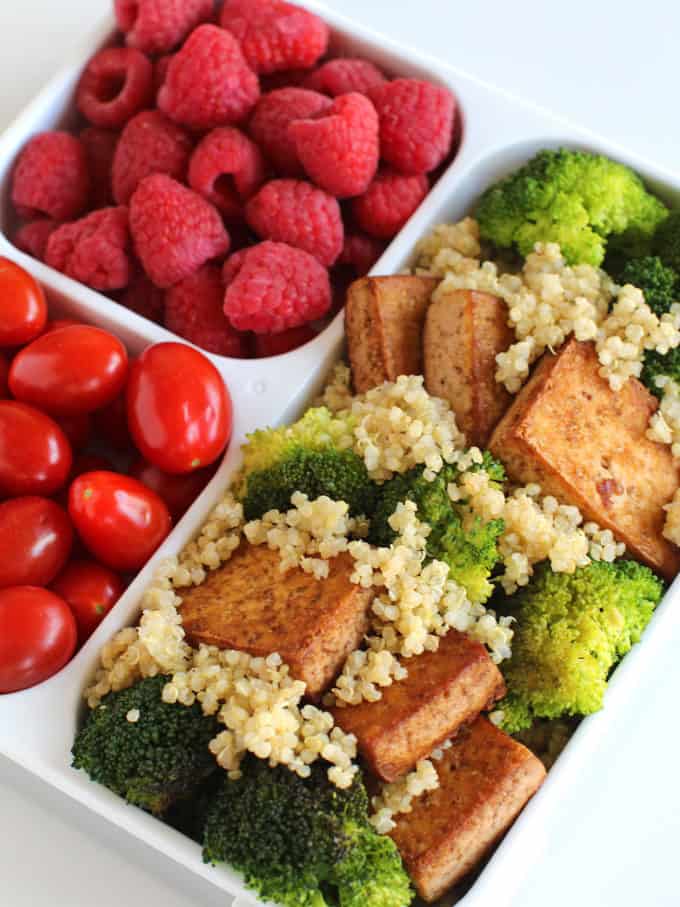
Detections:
[80, 127, 118, 208]
[113, 111, 193, 206]
[302, 58, 386, 97]
[219, 0, 328, 75]
[165, 264, 250, 357]
[248, 87, 330, 176]
[158, 25, 260, 131]
[188, 127, 266, 220]
[254, 324, 316, 357]
[289, 93, 379, 198]
[14, 219, 59, 261]
[12, 131, 90, 221]
[154, 54, 174, 97]
[76, 47, 154, 129]
[223, 241, 330, 333]
[129, 174, 230, 289]
[339, 232, 387, 276]
[369, 78, 457, 175]
[352, 169, 429, 239]
[245, 179, 343, 266]
[115, 0, 214, 56]
[118, 270, 165, 323]
[222, 248, 248, 285]
[46, 206, 132, 292]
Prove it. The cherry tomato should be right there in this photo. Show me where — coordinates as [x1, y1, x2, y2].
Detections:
[68, 471, 171, 571]
[127, 343, 231, 474]
[0, 586, 77, 693]
[0, 497, 73, 588]
[0, 353, 10, 398]
[51, 559, 124, 645]
[43, 318, 80, 334]
[0, 401, 72, 496]
[0, 258, 47, 346]
[129, 458, 215, 522]
[9, 325, 128, 415]
[93, 393, 132, 451]
[55, 412, 91, 452]
[70, 453, 115, 480]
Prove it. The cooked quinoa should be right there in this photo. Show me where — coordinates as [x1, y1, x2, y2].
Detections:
[369, 758, 440, 834]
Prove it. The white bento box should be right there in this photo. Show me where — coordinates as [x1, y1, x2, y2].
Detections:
[0, 4, 679, 906]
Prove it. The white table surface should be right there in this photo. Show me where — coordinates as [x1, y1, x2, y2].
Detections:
[1, 2, 680, 906]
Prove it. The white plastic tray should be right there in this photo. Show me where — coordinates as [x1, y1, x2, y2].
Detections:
[0, 4, 679, 906]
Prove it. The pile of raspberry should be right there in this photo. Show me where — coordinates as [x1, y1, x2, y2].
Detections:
[10, 0, 459, 358]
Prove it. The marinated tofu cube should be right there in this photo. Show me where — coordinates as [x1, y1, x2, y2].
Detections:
[331, 630, 505, 782]
[424, 288, 513, 447]
[179, 544, 372, 697]
[389, 717, 546, 902]
[489, 338, 680, 580]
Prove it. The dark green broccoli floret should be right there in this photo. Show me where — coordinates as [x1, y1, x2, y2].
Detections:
[654, 209, 680, 272]
[619, 256, 678, 316]
[476, 149, 668, 266]
[641, 348, 680, 397]
[496, 560, 664, 733]
[203, 757, 413, 907]
[72, 676, 220, 815]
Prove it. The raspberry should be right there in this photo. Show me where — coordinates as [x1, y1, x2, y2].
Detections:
[165, 264, 250, 357]
[45, 206, 132, 292]
[188, 127, 266, 220]
[154, 54, 174, 96]
[113, 110, 193, 206]
[158, 25, 260, 130]
[80, 127, 118, 208]
[245, 179, 343, 266]
[289, 92, 379, 198]
[118, 270, 165, 323]
[14, 220, 59, 261]
[339, 232, 386, 276]
[76, 47, 154, 129]
[130, 174, 230, 289]
[219, 0, 328, 74]
[254, 324, 316, 357]
[12, 131, 90, 221]
[248, 87, 331, 176]
[115, 0, 214, 56]
[221, 248, 248, 285]
[352, 169, 429, 239]
[223, 240, 330, 333]
[369, 78, 457, 175]
[302, 58, 386, 97]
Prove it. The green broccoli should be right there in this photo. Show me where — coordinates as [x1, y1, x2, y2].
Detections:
[475, 149, 668, 266]
[654, 209, 680, 272]
[72, 676, 220, 815]
[619, 255, 678, 315]
[203, 756, 413, 907]
[370, 454, 505, 604]
[496, 560, 664, 733]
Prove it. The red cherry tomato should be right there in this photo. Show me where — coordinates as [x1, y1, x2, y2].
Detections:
[0, 258, 47, 346]
[0, 586, 77, 693]
[129, 458, 215, 522]
[51, 559, 124, 645]
[93, 393, 132, 451]
[70, 453, 115, 480]
[43, 318, 80, 334]
[68, 471, 171, 571]
[55, 412, 91, 452]
[0, 353, 10, 398]
[0, 497, 73, 588]
[127, 343, 231, 474]
[0, 401, 73, 496]
[9, 325, 128, 415]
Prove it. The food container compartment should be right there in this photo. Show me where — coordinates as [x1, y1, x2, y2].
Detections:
[1, 3, 679, 906]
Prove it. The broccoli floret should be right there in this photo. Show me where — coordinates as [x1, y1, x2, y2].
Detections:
[654, 209, 680, 272]
[641, 348, 680, 397]
[619, 255, 678, 315]
[72, 676, 220, 815]
[476, 149, 668, 266]
[496, 560, 664, 733]
[203, 757, 413, 907]
[370, 454, 505, 604]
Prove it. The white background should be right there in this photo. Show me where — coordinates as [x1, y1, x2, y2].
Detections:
[1, 2, 680, 906]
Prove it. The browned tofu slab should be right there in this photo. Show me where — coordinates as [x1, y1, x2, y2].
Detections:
[424, 288, 513, 447]
[331, 631, 505, 782]
[345, 275, 438, 392]
[489, 338, 680, 580]
[389, 718, 546, 902]
[179, 544, 372, 697]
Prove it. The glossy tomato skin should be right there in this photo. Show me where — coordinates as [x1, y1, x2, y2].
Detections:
[0, 401, 73, 496]
[0, 497, 73, 588]
[51, 559, 124, 645]
[0, 586, 77, 693]
[55, 412, 91, 452]
[0, 354, 10, 399]
[68, 471, 171, 571]
[9, 325, 128, 415]
[0, 258, 47, 346]
[127, 343, 231, 475]
[42, 318, 80, 334]
[129, 458, 215, 522]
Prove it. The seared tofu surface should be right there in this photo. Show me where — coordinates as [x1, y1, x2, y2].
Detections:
[180, 544, 372, 697]
[489, 338, 680, 580]
[332, 630, 505, 782]
[389, 717, 546, 902]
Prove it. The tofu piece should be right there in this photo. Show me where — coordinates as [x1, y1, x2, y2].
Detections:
[489, 338, 680, 580]
[345, 275, 438, 392]
[424, 288, 514, 447]
[179, 544, 372, 697]
[389, 718, 546, 902]
[331, 631, 505, 782]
